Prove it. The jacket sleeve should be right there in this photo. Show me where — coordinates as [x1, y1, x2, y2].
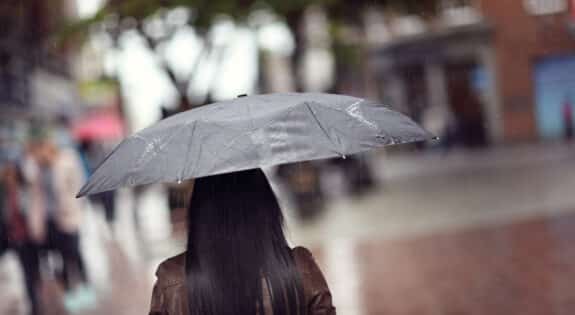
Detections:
[294, 247, 336, 315]
[309, 290, 336, 315]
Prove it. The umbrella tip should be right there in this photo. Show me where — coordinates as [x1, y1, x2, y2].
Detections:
[76, 186, 88, 198]
[237, 94, 247, 98]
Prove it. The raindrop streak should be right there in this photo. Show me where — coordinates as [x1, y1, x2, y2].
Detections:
[177, 179, 182, 184]
[341, 155, 347, 159]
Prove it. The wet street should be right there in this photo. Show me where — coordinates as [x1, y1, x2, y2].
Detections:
[3, 143, 575, 315]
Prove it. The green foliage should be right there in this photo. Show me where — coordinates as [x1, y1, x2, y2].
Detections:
[62, 0, 439, 45]
[62, 0, 339, 41]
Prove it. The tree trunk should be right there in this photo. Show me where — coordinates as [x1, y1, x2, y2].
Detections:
[285, 10, 306, 92]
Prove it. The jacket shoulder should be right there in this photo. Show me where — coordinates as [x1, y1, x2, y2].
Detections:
[291, 246, 336, 313]
[155, 253, 186, 288]
[292, 246, 314, 266]
[292, 247, 331, 290]
[292, 246, 323, 284]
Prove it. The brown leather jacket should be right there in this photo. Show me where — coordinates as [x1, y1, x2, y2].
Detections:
[149, 247, 336, 315]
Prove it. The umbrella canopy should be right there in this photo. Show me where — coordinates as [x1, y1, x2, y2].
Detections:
[72, 110, 125, 141]
[77, 93, 433, 197]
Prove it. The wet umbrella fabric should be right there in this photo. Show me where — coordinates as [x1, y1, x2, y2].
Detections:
[77, 93, 433, 197]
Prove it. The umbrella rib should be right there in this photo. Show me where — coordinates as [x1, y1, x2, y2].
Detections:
[131, 126, 183, 176]
[247, 101, 255, 130]
[304, 102, 343, 156]
[312, 100, 392, 141]
[310, 101, 349, 114]
[181, 120, 198, 180]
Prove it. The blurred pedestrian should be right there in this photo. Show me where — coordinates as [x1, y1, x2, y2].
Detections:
[52, 114, 75, 150]
[328, 155, 375, 196]
[79, 140, 116, 229]
[440, 112, 460, 153]
[1, 161, 41, 315]
[276, 162, 325, 221]
[24, 135, 95, 311]
[149, 169, 335, 315]
[0, 181, 8, 257]
[563, 97, 573, 140]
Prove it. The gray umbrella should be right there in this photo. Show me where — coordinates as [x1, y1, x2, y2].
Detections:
[77, 93, 434, 197]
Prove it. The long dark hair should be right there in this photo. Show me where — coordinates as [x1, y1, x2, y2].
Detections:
[186, 169, 305, 315]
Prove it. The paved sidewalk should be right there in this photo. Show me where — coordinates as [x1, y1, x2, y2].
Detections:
[381, 141, 575, 180]
[0, 252, 28, 315]
[289, 142, 575, 246]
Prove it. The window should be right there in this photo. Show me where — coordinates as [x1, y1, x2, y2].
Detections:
[524, 0, 567, 15]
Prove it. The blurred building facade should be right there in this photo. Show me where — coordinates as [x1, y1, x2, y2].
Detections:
[374, 0, 575, 145]
[0, 0, 79, 147]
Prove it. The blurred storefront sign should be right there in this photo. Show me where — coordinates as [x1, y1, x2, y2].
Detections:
[391, 15, 427, 37]
[524, 0, 567, 15]
[441, 5, 482, 27]
[374, 23, 496, 146]
[72, 109, 125, 141]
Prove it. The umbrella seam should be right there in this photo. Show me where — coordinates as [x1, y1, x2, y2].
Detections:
[130, 127, 183, 178]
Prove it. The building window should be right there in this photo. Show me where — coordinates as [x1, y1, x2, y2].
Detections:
[523, 0, 567, 15]
[439, 0, 482, 27]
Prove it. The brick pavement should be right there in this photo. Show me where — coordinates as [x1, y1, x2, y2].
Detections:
[347, 213, 575, 315]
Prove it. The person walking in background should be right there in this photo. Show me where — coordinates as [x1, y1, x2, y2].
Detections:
[24, 134, 95, 312]
[563, 96, 574, 140]
[276, 162, 326, 221]
[1, 160, 41, 315]
[79, 140, 117, 231]
[149, 169, 335, 315]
